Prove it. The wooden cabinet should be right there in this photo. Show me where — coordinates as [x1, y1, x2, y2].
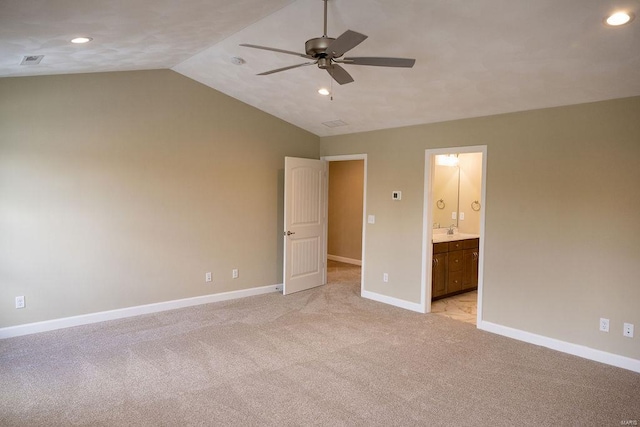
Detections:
[431, 238, 479, 300]
[447, 249, 463, 293]
[432, 243, 448, 298]
[462, 252, 478, 290]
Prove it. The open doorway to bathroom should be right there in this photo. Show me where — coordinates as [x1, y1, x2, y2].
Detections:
[322, 155, 367, 294]
[422, 146, 486, 325]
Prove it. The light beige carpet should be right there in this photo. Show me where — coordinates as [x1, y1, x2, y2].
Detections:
[1, 261, 639, 426]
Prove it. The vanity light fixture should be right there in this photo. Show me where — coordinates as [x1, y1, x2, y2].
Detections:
[605, 11, 634, 26]
[71, 37, 93, 44]
[318, 88, 330, 96]
[435, 154, 459, 167]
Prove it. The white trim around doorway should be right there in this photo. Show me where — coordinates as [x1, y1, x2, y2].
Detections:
[321, 154, 367, 297]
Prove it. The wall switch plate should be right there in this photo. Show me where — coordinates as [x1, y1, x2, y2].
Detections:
[232, 269, 239, 279]
[205, 272, 212, 283]
[623, 323, 634, 338]
[459, 212, 465, 220]
[392, 191, 402, 200]
[367, 215, 375, 224]
[383, 273, 389, 282]
[451, 212, 457, 220]
[15, 296, 25, 309]
[599, 318, 610, 332]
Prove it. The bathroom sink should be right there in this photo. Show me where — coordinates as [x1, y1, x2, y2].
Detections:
[432, 232, 479, 243]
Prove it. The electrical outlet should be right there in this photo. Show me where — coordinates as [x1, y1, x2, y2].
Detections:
[383, 273, 389, 282]
[205, 272, 212, 283]
[599, 318, 610, 332]
[15, 296, 25, 309]
[232, 269, 239, 279]
[459, 212, 465, 220]
[623, 323, 634, 338]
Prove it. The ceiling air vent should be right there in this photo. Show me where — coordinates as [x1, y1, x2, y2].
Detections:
[322, 120, 348, 128]
[20, 55, 44, 65]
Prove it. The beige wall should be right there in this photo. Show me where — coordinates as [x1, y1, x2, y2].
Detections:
[328, 160, 364, 261]
[0, 70, 319, 328]
[321, 96, 640, 360]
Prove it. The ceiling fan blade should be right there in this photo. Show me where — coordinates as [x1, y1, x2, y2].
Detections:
[340, 57, 416, 68]
[325, 30, 368, 59]
[257, 62, 315, 76]
[326, 64, 354, 85]
[240, 44, 313, 59]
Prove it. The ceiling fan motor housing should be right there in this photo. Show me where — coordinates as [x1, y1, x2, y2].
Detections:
[305, 37, 336, 59]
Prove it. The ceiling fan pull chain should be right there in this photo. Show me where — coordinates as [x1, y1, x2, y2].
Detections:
[330, 76, 333, 101]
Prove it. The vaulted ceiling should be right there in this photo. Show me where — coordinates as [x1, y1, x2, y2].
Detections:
[2, 0, 639, 136]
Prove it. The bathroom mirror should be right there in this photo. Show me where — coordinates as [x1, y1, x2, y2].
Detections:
[433, 159, 459, 229]
[433, 153, 483, 233]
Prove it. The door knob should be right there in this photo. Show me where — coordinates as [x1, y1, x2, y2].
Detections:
[285, 230, 296, 236]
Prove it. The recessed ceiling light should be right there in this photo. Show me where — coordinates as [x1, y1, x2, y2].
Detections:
[71, 37, 93, 44]
[318, 88, 330, 96]
[605, 12, 634, 26]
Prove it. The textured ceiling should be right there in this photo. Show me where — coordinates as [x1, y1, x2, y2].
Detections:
[2, 0, 639, 137]
[0, 0, 294, 76]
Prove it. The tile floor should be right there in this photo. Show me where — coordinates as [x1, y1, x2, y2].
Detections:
[431, 291, 478, 325]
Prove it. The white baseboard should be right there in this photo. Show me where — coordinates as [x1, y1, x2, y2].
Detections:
[362, 290, 424, 313]
[327, 254, 362, 266]
[479, 320, 640, 373]
[0, 284, 281, 340]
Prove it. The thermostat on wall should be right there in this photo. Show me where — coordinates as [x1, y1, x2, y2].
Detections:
[392, 191, 402, 200]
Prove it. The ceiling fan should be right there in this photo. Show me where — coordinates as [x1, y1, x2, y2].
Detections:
[240, 0, 416, 85]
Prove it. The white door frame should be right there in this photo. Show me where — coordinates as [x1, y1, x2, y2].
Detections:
[421, 146, 487, 324]
[321, 154, 367, 295]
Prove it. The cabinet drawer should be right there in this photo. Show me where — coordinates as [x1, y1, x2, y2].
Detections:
[448, 250, 463, 272]
[448, 241, 464, 252]
[448, 271, 462, 293]
[433, 242, 449, 254]
[462, 238, 479, 249]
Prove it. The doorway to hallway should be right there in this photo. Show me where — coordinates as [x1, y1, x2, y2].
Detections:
[322, 154, 367, 295]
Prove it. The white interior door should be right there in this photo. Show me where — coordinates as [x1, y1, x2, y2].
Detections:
[283, 157, 327, 295]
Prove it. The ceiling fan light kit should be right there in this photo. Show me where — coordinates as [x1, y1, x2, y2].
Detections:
[70, 37, 93, 44]
[240, 0, 415, 85]
[605, 11, 634, 26]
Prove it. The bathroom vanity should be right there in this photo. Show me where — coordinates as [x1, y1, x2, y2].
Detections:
[432, 236, 479, 300]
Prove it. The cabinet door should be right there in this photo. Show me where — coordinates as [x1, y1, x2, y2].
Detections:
[462, 249, 479, 290]
[432, 253, 447, 298]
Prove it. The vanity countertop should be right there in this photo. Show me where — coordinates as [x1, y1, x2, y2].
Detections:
[432, 233, 480, 243]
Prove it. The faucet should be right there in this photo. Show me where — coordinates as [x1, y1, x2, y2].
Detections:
[447, 224, 456, 235]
